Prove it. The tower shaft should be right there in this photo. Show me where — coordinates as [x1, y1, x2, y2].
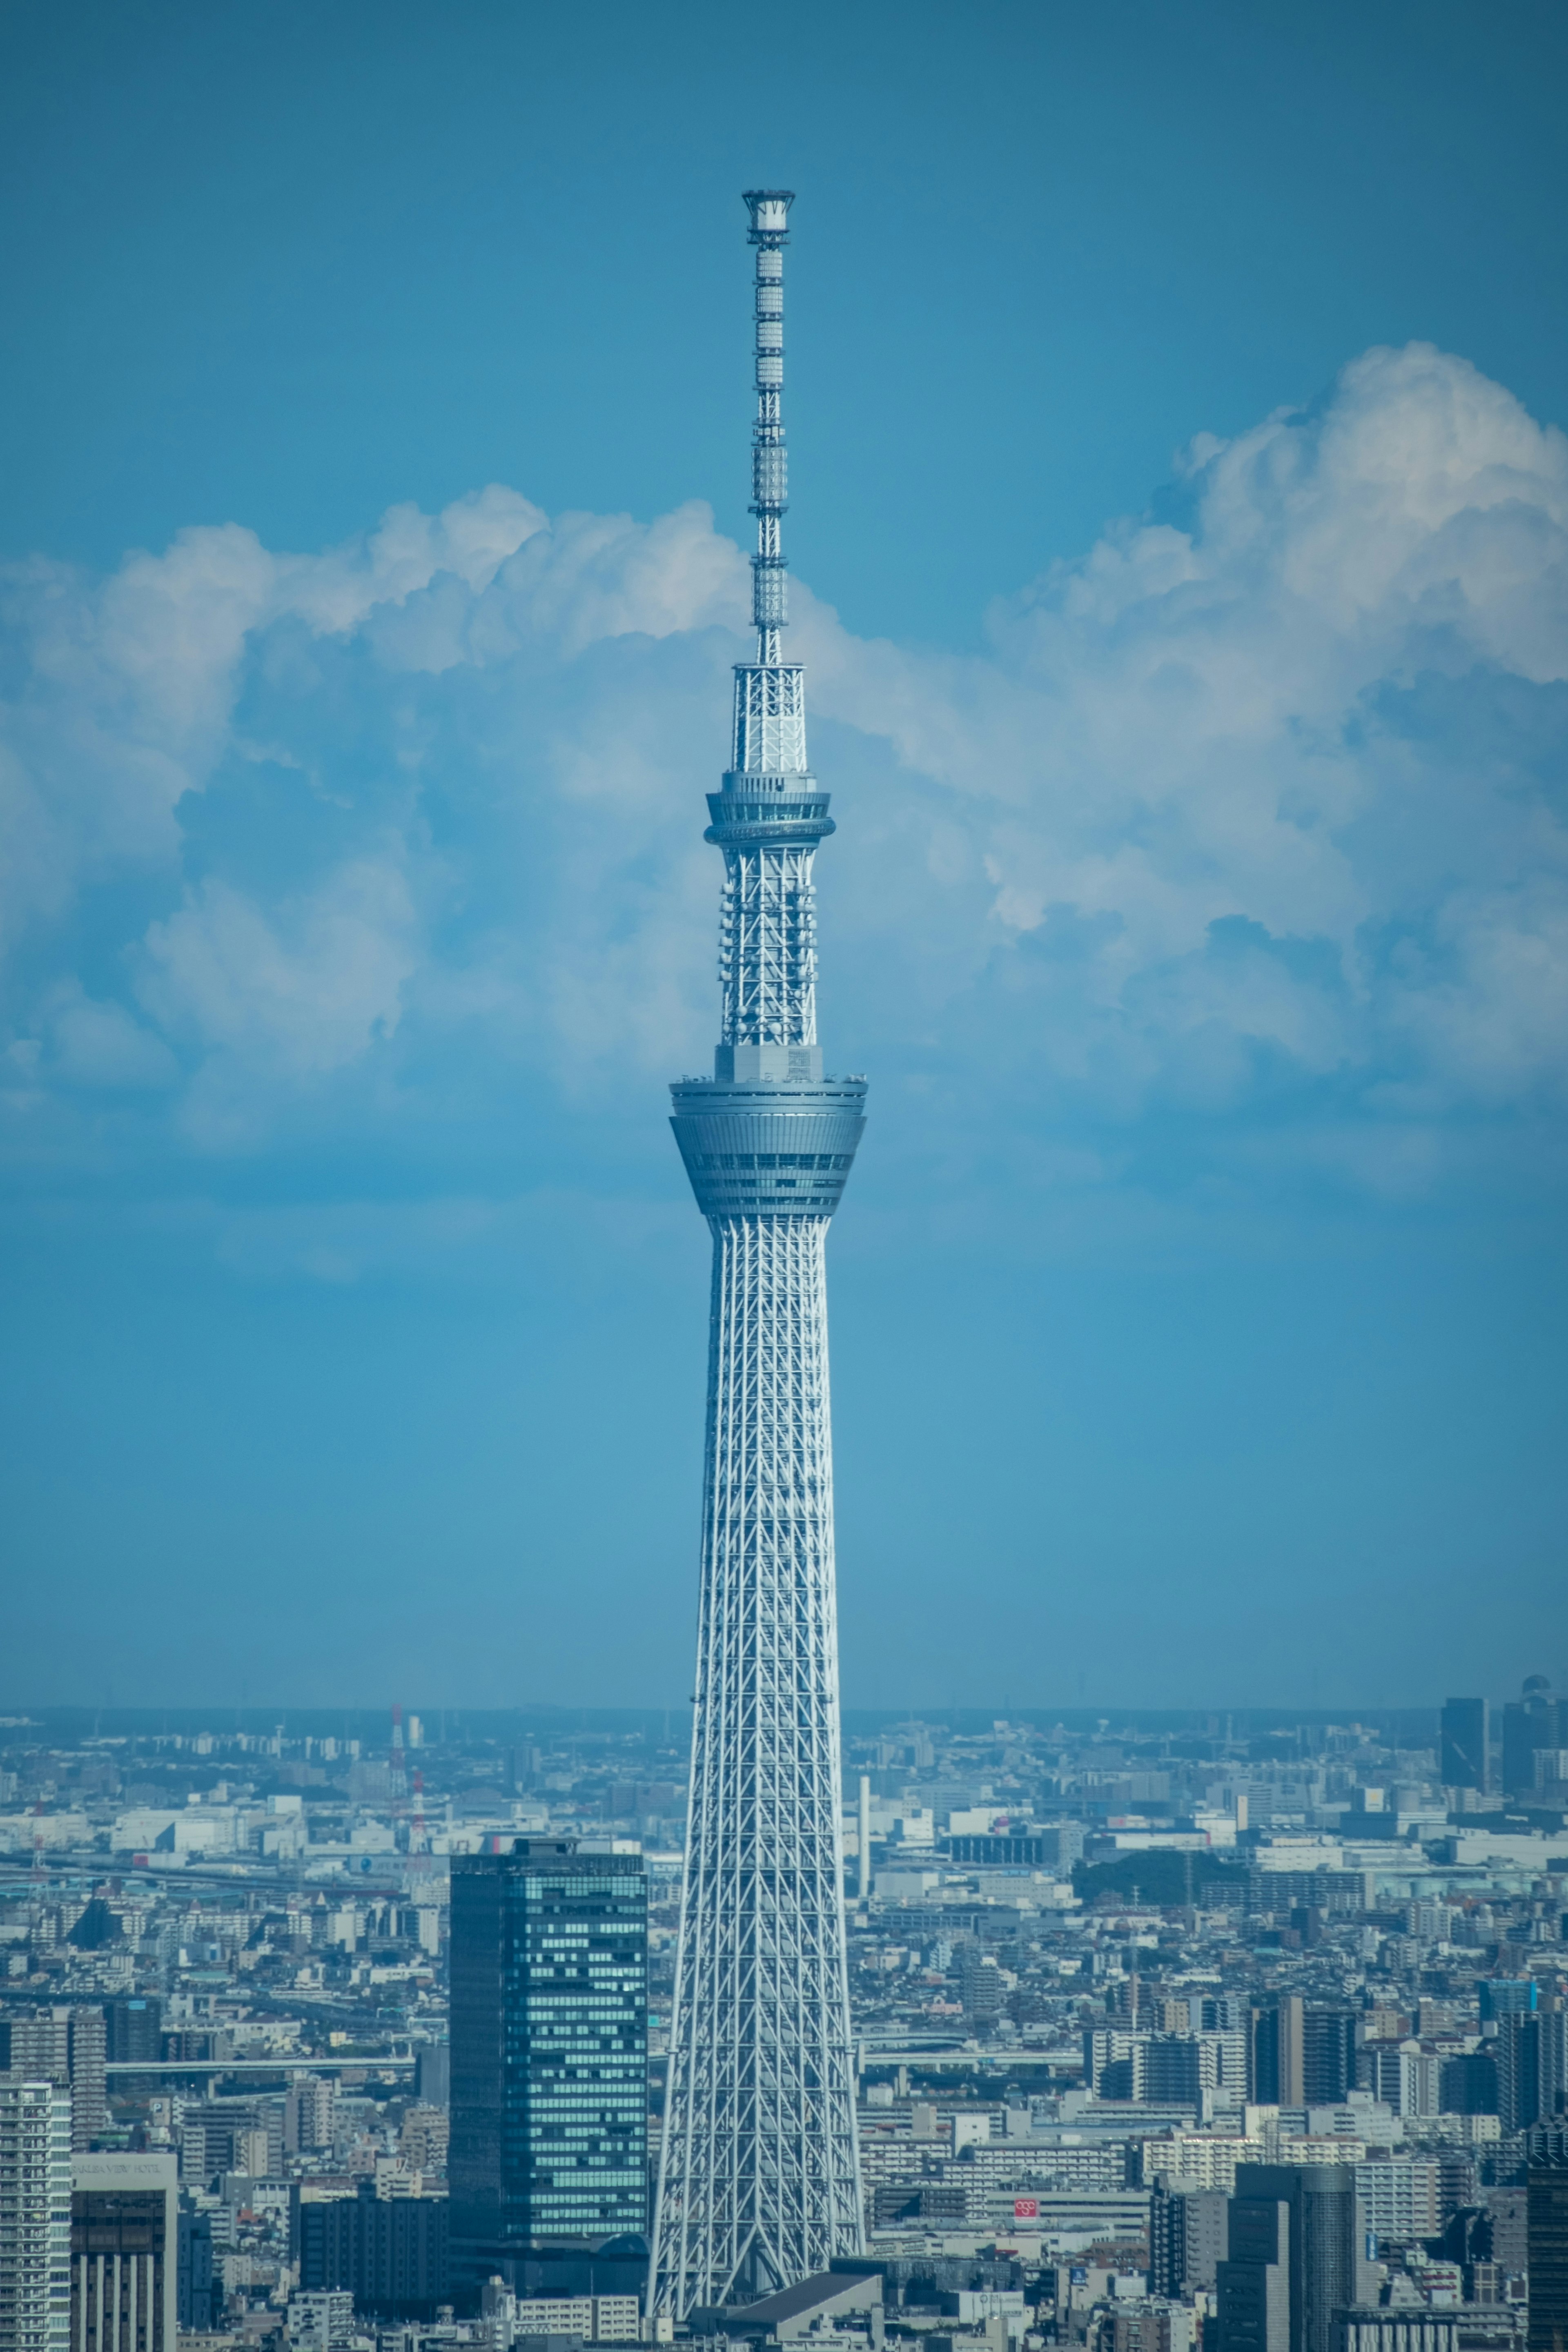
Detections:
[651, 191, 866, 2318]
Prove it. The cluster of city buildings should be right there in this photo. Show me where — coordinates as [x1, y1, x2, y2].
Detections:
[1, 1685, 1566, 2352]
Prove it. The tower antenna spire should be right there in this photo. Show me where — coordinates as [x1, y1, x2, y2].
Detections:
[743, 189, 793, 666]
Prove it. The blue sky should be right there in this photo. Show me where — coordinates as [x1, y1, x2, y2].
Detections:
[2, 0, 1566, 1711]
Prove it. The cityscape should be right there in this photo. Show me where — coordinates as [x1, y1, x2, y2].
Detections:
[3, 17, 1567, 2352]
[2, 1689, 1567, 2352]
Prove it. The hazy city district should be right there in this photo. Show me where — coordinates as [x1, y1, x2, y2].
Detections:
[2, 1688, 1566, 2352]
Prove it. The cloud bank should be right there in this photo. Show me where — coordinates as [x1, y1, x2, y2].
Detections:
[3, 343, 1566, 1228]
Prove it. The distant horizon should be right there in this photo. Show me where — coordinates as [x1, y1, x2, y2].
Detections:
[0, 1698, 1518, 1736]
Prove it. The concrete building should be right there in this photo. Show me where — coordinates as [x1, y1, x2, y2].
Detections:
[297, 2182, 449, 2318]
[69, 2154, 178, 2352]
[1151, 2185, 1229, 2297]
[0, 2076, 72, 2352]
[1355, 2160, 1441, 2246]
[1254, 2003, 1306, 2108]
[1335, 2317, 1457, 2352]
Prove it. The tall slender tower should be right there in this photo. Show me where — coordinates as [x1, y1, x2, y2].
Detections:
[649, 190, 866, 2319]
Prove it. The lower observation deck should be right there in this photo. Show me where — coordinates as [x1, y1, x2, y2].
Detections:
[670, 1076, 867, 1218]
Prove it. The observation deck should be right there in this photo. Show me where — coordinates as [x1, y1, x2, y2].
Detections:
[670, 1074, 867, 1218]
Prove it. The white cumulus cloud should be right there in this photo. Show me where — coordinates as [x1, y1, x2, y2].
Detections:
[0, 341, 1564, 1206]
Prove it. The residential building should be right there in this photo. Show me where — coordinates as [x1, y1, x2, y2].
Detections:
[1356, 2159, 1441, 2246]
[0, 2010, 105, 2152]
[1480, 2018, 1564, 2149]
[1361, 2045, 1439, 2120]
[286, 2290, 354, 2349]
[1302, 2013, 1358, 2109]
[0, 2076, 73, 2352]
[1438, 2056, 1498, 2116]
[175, 2205, 216, 2333]
[1254, 2002, 1306, 2108]
[103, 2000, 161, 2066]
[1151, 2185, 1229, 2296]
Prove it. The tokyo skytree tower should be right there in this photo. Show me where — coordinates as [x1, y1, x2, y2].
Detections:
[649, 191, 866, 2317]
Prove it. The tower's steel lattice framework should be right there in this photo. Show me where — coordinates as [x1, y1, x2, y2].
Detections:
[649, 191, 866, 2318]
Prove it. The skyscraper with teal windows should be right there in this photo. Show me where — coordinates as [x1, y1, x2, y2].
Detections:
[449, 1839, 647, 2304]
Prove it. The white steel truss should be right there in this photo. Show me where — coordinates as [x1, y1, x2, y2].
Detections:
[719, 848, 818, 1046]
[652, 1218, 862, 2312]
[732, 664, 808, 777]
[652, 190, 865, 2319]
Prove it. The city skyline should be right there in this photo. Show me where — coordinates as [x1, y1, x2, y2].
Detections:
[4, 1687, 1568, 2352]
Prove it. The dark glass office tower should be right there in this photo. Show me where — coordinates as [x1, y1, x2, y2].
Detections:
[449, 1839, 647, 2306]
[1503, 1676, 1563, 1796]
[1528, 2161, 1568, 2352]
[1223, 2164, 1357, 2352]
[1441, 1697, 1490, 1792]
[1301, 2008, 1358, 2106]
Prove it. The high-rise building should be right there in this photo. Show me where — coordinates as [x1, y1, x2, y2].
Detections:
[415, 2047, 450, 2109]
[1481, 1980, 1538, 2021]
[1439, 2053, 1499, 2116]
[1508, 2012, 1568, 2140]
[1502, 1678, 1564, 1797]
[175, 2205, 217, 2334]
[66, 2013, 105, 2154]
[1152, 2185, 1229, 2297]
[105, 2000, 162, 2071]
[0, 2075, 73, 2352]
[296, 2183, 449, 2318]
[285, 2074, 338, 2154]
[0, 2015, 67, 2090]
[1355, 2156, 1441, 2243]
[1223, 2165, 1358, 2352]
[1362, 2042, 1440, 2120]
[0, 2009, 104, 2153]
[650, 190, 865, 2318]
[1440, 1699, 1490, 1793]
[449, 1839, 647, 2305]
[70, 2154, 178, 2352]
[1218, 2190, 1291, 2352]
[1301, 2010, 1358, 2107]
[1528, 2163, 1568, 2352]
[1098, 2030, 1248, 2107]
[1252, 2000, 1306, 2107]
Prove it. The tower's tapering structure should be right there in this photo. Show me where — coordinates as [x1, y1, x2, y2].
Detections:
[649, 191, 866, 2319]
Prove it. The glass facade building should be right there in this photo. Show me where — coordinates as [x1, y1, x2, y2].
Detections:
[449, 1839, 647, 2303]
